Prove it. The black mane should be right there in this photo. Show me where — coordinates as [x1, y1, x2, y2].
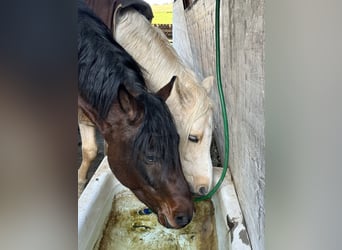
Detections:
[78, 1, 181, 177]
[78, 0, 146, 119]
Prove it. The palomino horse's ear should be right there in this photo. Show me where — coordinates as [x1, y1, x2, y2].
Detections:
[173, 76, 192, 107]
[202, 76, 214, 94]
[78, 96, 110, 135]
[156, 75, 177, 101]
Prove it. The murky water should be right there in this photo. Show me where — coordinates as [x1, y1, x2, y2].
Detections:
[96, 191, 218, 250]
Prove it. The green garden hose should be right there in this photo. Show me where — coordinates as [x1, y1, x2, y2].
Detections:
[194, 0, 229, 202]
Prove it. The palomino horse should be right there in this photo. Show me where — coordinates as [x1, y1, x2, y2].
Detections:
[83, 1, 215, 196]
[78, 1, 193, 229]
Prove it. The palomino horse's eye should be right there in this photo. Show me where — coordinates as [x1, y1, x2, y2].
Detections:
[188, 135, 199, 143]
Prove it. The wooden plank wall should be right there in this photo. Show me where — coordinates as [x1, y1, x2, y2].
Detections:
[173, 0, 265, 249]
[173, 2, 194, 70]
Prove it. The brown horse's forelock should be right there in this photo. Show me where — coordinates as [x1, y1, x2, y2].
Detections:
[132, 92, 181, 179]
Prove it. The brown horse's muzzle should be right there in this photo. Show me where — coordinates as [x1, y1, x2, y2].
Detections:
[157, 198, 194, 229]
[157, 211, 193, 229]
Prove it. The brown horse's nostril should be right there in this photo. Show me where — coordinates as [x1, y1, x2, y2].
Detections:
[199, 186, 208, 195]
[175, 214, 192, 228]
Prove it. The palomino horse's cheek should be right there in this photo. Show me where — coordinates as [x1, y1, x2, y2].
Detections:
[181, 146, 213, 196]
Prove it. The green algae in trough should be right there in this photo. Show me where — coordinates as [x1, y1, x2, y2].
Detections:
[96, 191, 218, 250]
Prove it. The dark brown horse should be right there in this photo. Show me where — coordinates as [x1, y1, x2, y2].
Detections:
[78, 1, 193, 229]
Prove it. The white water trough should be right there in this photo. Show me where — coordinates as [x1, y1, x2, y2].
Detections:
[78, 157, 251, 250]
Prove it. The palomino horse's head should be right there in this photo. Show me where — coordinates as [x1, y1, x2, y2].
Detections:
[166, 75, 214, 196]
[79, 78, 194, 229]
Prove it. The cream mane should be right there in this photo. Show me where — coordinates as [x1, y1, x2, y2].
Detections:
[115, 10, 198, 90]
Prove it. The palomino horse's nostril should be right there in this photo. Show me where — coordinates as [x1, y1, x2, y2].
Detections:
[199, 186, 208, 195]
[175, 214, 192, 228]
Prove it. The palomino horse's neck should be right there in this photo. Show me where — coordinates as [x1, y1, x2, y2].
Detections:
[114, 9, 197, 92]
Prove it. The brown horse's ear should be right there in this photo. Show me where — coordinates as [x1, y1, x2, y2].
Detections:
[156, 75, 177, 101]
[118, 84, 139, 121]
[78, 95, 110, 135]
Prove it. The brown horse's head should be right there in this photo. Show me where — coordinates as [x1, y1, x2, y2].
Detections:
[79, 77, 194, 229]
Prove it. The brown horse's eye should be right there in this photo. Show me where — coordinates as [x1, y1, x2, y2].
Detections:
[145, 155, 156, 164]
[188, 135, 199, 143]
